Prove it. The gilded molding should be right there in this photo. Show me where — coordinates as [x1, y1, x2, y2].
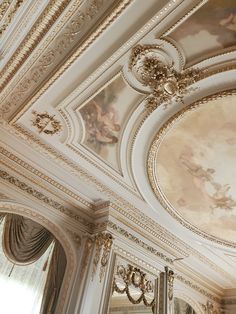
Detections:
[175, 274, 221, 303]
[0, 0, 12, 21]
[148, 90, 236, 248]
[107, 221, 173, 265]
[0, 146, 93, 209]
[0, 0, 73, 91]
[31, 111, 62, 135]
[0, 169, 94, 229]
[0, 0, 25, 37]
[200, 301, 222, 314]
[80, 237, 93, 279]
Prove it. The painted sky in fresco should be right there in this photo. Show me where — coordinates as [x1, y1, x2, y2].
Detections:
[168, 0, 236, 64]
[156, 94, 236, 243]
[80, 74, 142, 171]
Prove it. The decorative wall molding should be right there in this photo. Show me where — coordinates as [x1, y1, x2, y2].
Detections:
[108, 221, 173, 265]
[0, 169, 94, 230]
[0, 145, 93, 209]
[112, 264, 155, 310]
[0, 0, 73, 90]
[175, 274, 221, 304]
[0, 120, 232, 284]
[0, 0, 25, 37]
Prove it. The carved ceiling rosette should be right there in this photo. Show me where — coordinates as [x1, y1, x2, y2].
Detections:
[128, 44, 200, 111]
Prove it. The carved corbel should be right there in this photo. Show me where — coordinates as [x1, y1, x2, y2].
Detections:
[92, 232, 113, 282]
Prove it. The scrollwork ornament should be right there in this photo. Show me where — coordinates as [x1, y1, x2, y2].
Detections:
[129, 44, 200, 111]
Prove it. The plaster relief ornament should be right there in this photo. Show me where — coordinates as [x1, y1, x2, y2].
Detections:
[113, 264, 155, 311]
[31, 111, 62, 135]
[129, 45, 200, 110]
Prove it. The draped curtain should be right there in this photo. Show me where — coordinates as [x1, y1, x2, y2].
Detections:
[0, 213, 67, 314]
[3, 214, 53, 264]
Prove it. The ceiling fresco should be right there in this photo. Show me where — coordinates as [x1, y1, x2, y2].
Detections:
[167, 0, 236, 64]
[150, 92, 236, 244]
[79, 74, 142, 171]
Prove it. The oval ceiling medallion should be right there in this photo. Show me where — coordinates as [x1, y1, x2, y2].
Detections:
[148, 91, 236, 246]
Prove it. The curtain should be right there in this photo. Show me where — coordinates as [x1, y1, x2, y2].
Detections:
[0, 213, 6, 223]
[0, 217, 53, 314]
[2, 214, 53, 264]
[40, 241, 67, 314]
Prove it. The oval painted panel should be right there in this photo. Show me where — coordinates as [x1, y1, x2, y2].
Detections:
[151, 93, 236, 244]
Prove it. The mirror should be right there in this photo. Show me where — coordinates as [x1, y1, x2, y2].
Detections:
[108, 263, 155, 314]
[174, 298, 196, 314]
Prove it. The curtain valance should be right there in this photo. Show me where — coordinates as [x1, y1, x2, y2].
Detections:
[3, 214, 53, 264]
[0, 213, 67, 313]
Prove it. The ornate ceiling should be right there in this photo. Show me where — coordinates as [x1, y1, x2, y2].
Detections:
[0, 0, 236, 308]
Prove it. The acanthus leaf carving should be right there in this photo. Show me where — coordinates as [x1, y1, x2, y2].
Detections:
[129, 44, 200, 111]
[92, 232, 113, 282]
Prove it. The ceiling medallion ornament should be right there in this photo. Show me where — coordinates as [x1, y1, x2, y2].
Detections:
[31, 111, 62, 135]
[129, 44, 200, 111]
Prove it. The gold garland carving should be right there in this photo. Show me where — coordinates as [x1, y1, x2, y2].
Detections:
[112, 264, 155, 312]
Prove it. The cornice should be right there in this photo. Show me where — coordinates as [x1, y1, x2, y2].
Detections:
[0, 169, 94, 231]
[0, 145, 93, 210]
[175, 274, 221, 303]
